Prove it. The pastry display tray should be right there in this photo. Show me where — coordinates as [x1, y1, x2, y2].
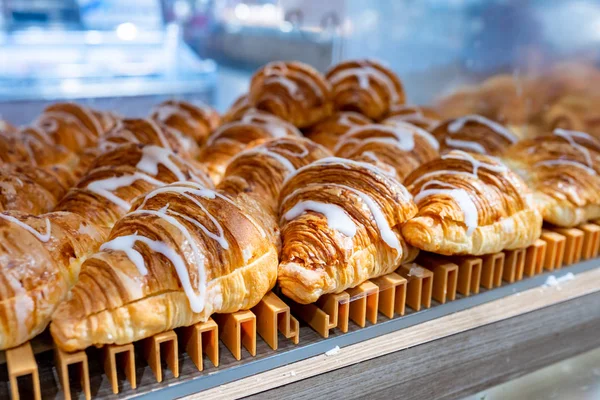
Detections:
[2, 225, 599, 400]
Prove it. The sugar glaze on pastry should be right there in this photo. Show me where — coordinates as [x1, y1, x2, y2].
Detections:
[403, 150, 542, 255]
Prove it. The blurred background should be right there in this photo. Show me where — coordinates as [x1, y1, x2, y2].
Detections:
[0, 0, 599, 123]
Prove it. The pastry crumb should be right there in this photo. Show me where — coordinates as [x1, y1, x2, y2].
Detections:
[325, 346, 341, 356]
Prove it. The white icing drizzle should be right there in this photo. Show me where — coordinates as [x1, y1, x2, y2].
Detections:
[86, 173, 164, 210]
[264, 76, 299, 98]
[142, 191, 229, 250]
[145, 118, 174, 150]
[243, 148, 297, 174]
[285, 200, 357, 237]
[360, 151, 380, 163]
[0, 213, 51, 242]
[336, 112, 364, 128]
[333, 183, 402, 257]
[335, 122, 439, 153]
[152, 103, 203, 129]
[99, 183, 256, 313]
[136, 145, 187, 181]
[241, 109, 300, 137]
[329, 65, 400, 103]
[262, 63, 324, 100]
[285, 156, 400, 187]
[535, 159, 597, 175]
[447, 114, 517, 143]
[553, 128, 595, 168]
[414, 180, 478, 236]
[441, 150, 507, 176]
[445, 137, 487, 154]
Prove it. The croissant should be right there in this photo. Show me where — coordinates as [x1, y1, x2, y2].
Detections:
[502, 129, 600, 227]
[150, 100, 220, 147]
[278, 157, 418, 304]
[334, 121, 439, 182]
[0, 163, 69, 214]
[304, 112, 371, 151]
[51, 181, 278, 351]
[249, 61, 332, 128]
[432, 114, 518, 155]
[382, 104, 441, 131]
[402, 150, 542, 255]
[197, 109, 302, 183]
[219, 137, 331, 215]
[100, 118, 199, 159]
[326, 59, 405, 120]
[0, 211, 105, 349]
[55, 143, 213, 230]
[0, 120, 15, 135]
[222, 94, 251, 124]
[30, 103, 118, 154]
[3, 127, 81, 172]
[539, 95, 600, 140]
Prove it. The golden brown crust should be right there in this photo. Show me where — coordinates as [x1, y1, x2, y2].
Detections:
[33, 103, 116, 153]
[51, 182, 278, 351]
[0, 163, 69, 214]
[503, 129, 600, 227]
[0, 211, 105, 349]
[150, 100, 220, 147]
[278, 157, 417, 304]
[303, 112, 371, 150]
[334, 121, 440, 182]
[56, 143, 213, 229]
[100, 118, 199, 159]
[219, 137, 331, 215]
[326, 59, 405, 120]
[432, 115, 518, 156]
[402, 150, 542, 255]
[249, 61, 332, 128]
[222, 94, 251, 124]
[382, 105, 441, 131]
[197, 110, 302, 183]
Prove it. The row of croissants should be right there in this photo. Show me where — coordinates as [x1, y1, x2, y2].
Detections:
[0, 59, 598, 354]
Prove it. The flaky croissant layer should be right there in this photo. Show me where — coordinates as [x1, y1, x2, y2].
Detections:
[0, 211, 105, 350]
[51, 182, 278, 351]
[278, 157, 418, 304]
[402, 150, 542, 255]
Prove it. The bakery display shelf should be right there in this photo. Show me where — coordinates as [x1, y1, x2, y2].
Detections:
[2, 223, 599, 400]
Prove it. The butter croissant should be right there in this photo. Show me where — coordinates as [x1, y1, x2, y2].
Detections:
[0, 163, 69, 214]
[0, 211, 105, 349]
[100, 118, 199, 159]
[304, 111, 371, 151]
[197, 109, 302, 183]
[278, 157, 418, 304]
[150, 100, 220, 147]
[55, 143, 213, 230]
[326, 59, 405, 120]
[402, 150, 542, 255]
[29, 102, 118, 154]
[382, 104, 441, 131]
[222, 94, 251, 124]
[334, 121, 439, 182]
[503, 129, 600, 227]
[249, 61, 332, 128]
[0, 144, 212, 350]
[51, 182, 278, 351]
[432, 114, 518, 155]
[219, 137, 331, 215]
